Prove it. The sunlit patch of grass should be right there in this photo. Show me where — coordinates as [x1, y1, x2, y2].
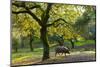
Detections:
[70, 51, 95, 56]
[75, 40, 95, 46]
[83, 51, 96, 54]
[12, 56, 31, 63]
[12, 48, 43, 64]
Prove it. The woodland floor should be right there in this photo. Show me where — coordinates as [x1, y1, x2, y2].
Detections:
[12, 51, 96, 67]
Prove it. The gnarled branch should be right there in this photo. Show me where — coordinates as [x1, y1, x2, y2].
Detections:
[12, 2, 44, 12]
[42, 3, 53, 24]
[12, 2, 25, 8]
[29, 5, 44, 12]
[12, 11, 28, 14]
[27, 10, 42, 26]
[24, 6, 42, 26]
[12, 2, 42, 26]
[47, 18, 71, 27]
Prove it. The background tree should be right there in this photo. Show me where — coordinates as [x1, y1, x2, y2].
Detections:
[74, 6, 96, 40]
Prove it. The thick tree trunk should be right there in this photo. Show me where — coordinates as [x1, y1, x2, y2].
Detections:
[29, 35, 34, 52]
[40, 27, 50, 61]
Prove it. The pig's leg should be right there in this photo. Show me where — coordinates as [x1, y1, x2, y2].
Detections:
[65, 53, 66, 56]
[55, 52, 57, 57]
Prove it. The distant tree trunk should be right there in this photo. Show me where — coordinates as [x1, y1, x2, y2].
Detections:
[57, 35, 64, 46]
[13, 43, 18, 53]
[40, 27, 50, 61]
[13, 38, 18, 53]
[15, 47, 18, 52]
[20, 36, 24, 48]
[69, 39, 75, 48]
[71, 40, 74, 48]
[29, 34, 34, 52]
[58, 40, 64, 46]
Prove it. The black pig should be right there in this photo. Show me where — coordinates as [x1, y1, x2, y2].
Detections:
[55, 46, 70, 56]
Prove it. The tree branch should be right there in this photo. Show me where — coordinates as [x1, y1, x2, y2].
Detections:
[27, 10, 42, 26]
[29, 5, 44, 12]
[12, 9, 42, 26]
[12, 11, 28, 14]
[24, 6, 42, 26]
[12, 2, 44, 12]
[12, 2, 42, 26]
[54, 18, 68, 23]
[12, 2, 25, 8]
[47, 18, 71, 27]
[42, 3, 53, 24]
[28, 5, 40, 9]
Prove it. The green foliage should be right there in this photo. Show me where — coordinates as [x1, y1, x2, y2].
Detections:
[12, 1, 96, 41]
[49, 4, 84, 24]
[74, 6, 96, 39]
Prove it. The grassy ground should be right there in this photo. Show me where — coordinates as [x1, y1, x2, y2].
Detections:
[74, 40, 95, 46]
[12, 48, 43, 65]
[12, 50, 96, 66]
[12, 40, 96, 66]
